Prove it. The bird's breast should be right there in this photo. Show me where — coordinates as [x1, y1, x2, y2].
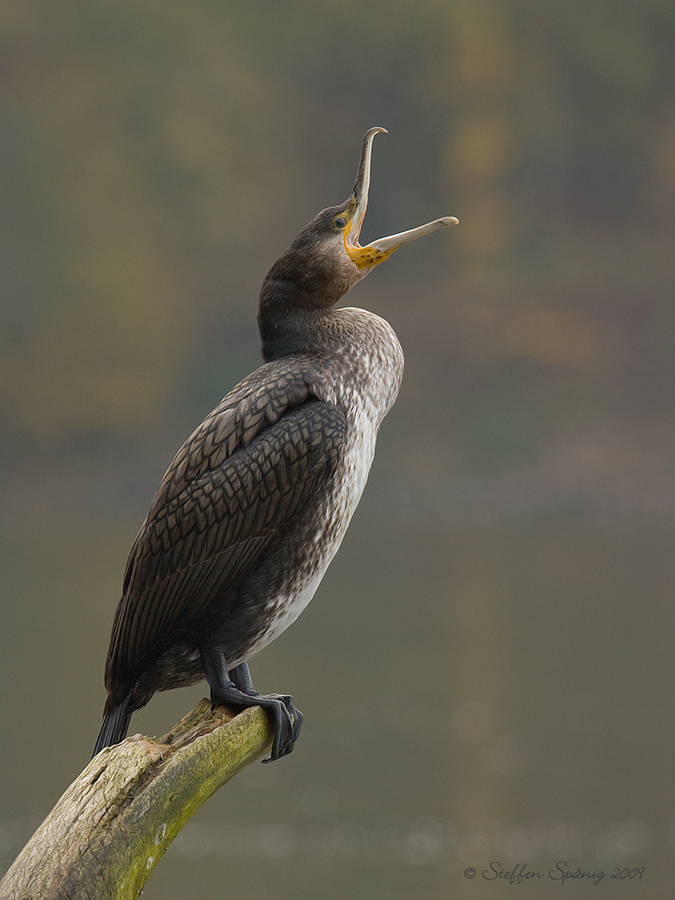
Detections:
[242, 309, 403, 660]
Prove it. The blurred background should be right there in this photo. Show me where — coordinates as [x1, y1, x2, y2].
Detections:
[1, 1, 674, 897]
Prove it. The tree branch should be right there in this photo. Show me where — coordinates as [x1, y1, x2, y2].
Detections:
[0, 699, 274, 900]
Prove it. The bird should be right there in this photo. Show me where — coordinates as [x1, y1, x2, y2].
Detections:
[93, 127, 458, 762]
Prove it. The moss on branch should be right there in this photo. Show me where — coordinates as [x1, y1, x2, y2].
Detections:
[0, 700, 274, 900]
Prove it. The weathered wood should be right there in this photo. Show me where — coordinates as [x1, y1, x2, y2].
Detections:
[0, 700, 274, 900]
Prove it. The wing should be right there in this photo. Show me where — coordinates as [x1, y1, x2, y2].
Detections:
[106, 361, 345, 687]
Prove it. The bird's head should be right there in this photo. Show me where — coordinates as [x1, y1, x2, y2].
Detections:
[259, 128, 458, 358]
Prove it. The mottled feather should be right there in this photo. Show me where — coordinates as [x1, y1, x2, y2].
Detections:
[106, 360, 346, 689]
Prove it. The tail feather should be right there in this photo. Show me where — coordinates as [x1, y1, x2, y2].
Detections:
[92, 693, 132, 758]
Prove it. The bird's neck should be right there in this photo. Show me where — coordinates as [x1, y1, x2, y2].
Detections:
[258, 275, 341, 362]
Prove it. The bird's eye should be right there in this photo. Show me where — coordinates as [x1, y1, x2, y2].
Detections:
[334, 216, 347, 229]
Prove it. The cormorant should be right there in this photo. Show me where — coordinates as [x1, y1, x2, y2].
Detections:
[93, 128, 457, 761]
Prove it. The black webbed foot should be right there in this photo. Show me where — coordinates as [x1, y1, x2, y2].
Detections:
[254, 692, 303, 762]
[201, 653, 303, 762]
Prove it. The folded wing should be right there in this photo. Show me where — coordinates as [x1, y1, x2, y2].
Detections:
[105, 363, 346, 688]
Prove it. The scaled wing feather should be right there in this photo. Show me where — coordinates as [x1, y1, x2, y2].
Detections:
[107, 362, 345, 685]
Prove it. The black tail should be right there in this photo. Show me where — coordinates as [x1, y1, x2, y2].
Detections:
[92, 693, 132, 758]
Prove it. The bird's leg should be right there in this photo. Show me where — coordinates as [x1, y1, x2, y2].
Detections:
[200, 646, 303, 762]
[228, 661, 259, 695]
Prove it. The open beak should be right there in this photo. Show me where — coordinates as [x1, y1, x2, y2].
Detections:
[344, 127, 459, 271]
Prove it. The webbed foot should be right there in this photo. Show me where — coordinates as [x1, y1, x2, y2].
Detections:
[202, 653, 303, 761]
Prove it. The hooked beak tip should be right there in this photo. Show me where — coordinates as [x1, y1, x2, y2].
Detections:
[344, 129, 459, 270]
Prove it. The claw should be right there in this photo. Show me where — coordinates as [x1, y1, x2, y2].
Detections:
[261, 693, 303, 762]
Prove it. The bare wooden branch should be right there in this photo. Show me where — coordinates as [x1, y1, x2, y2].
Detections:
[0, 700, 274, 900]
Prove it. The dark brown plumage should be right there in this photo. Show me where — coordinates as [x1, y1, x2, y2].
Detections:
[93, 129, 456, 760]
